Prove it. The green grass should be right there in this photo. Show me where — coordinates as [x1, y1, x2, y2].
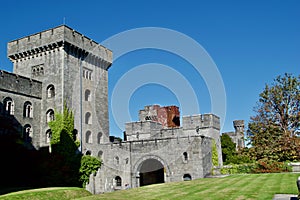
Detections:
[79, 173, 299, 200]
[0, 173, 299, 200]
[0, 187, 91, 200]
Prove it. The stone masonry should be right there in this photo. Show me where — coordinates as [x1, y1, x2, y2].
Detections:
[0, 26, 226, 194]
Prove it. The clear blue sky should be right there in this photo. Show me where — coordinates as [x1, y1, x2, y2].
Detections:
[0, 0, 299, 137]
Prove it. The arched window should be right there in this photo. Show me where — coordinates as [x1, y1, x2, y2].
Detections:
[115, 156, 119, 165]
[97, 132, 102, 144]
[183, 174, 192, 181]
[115, 176, 122, 187]
[46, 129, 52, 143]
[23, 101, 33, 118]
[3, 97, 14, 115]
[86, 150, 91, 155]
[47, 85, 55, 98]
[85, 70, 89, 79]
[46, 109, 55, 123]
[98, 151, 103, 159]
[183, 152, 188, 161]
[85, 89, 91, 101]
[85, 112, 92, 124]
[23, 124, 32, 142]
[88, 71, 92, 80]
[86, 130, 92, 143]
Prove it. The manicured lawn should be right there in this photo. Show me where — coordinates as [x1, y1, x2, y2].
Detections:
[79, 173, 299, 200]
[0, 173, 299, 200]
[0, 187, 91, 200]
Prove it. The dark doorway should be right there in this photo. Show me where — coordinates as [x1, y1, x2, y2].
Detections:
[139, 159, 164, 186]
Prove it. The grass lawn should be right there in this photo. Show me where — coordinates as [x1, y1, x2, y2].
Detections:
[0, 173, 299, 200]
[79, 173, 299, 200]
[0, 187, 91, 200]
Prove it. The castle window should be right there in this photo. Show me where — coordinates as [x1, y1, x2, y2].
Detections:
[183, 152, 188, 162]
[83, 68, 93, 80]
[98, 151, 103, 159]
[97, 132, 102, 144]
[23, 101, 33, 118]
[47, 85, 55, 98]
[183, 174, 192, 181]
[23, 124, 32, 142]
[86, 150, 91, 155]
[85, 112, 92, 124]
[85, 89, 91, 101]
[115, 176, 122, 187]
[3, 97, 14, 115]
[46, 129, 52, 143]
[32, 64, 44, 76]
[125, 158, 129, 164]
[114, 156, 119, 165]
[86, 130, 92, 143]
[46, 109, 55, 123]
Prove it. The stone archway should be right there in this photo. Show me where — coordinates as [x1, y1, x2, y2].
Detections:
[138, 158, 164, 186]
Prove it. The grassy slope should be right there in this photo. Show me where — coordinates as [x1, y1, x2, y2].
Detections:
[0, 187, 91, 200]
[0, 173, 298, 200]
[79, 173, 299, 200]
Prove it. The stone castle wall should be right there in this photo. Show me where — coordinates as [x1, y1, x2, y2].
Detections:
[0, 70, 42, 147]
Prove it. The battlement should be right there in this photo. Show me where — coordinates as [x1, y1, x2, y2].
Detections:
[182, 114, 220, 130]
[233, 120, 244, 128]
[7, 25, 112, 67]
[0, 70, 42, 99]
[125, 121, 163, 141]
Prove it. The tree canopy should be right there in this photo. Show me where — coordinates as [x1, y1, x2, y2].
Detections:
[247, 73, 300, 161]
[221, 134, 236, 164]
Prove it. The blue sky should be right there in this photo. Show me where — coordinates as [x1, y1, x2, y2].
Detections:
[0, 0, 299, 137]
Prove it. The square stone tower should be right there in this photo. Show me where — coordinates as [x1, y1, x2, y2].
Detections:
[7, 25, 112, 150]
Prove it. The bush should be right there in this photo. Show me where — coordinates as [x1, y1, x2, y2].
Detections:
[225, 154, 254, 165]
[252, 159, 292, 173]
[220, 164, 255, 175]
[79, 155, 102, 187]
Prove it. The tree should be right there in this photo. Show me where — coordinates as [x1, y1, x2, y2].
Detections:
[48, 104, 81, 186]
[48, 104, 80, 155]
[221, 134, 236, 164]
[247, 73, 300, 161]
[79, 155, 102, 187]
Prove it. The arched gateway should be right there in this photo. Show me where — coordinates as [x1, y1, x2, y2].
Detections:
[134, 156, 169, 187]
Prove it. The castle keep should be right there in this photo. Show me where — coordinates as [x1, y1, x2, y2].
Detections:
[0, 26, 225, 194]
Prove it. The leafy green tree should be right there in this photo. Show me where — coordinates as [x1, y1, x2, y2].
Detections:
[221, 134, 236, 164]
[48, 105, 80, 155]
[247, 73, 300, 161]
[48, 104, 81, 186]
[79, 155, 102, 187]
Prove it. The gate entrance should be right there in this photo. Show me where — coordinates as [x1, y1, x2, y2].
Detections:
[139, 158, 164, 186]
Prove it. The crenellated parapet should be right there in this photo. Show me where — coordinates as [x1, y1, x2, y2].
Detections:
[233, 120, 244, 133]
[182, 114, 220, 130]
[7, 25, 112, 69]
[125, 121, 163, 141]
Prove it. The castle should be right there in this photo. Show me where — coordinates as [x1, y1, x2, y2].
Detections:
[0, 25, 244, 194]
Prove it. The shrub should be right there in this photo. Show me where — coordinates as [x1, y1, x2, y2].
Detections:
[252, 159, 292, 173]
[220, 164, 255, 175]
[212, 139, 219, 166]
[79, 155, 102, 187]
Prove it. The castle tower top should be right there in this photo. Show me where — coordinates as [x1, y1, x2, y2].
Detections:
[7, 25, 112, 68]
[233, 120, 244, 132]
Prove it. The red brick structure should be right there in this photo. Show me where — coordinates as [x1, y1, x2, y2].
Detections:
[139, 105, 180, 128]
